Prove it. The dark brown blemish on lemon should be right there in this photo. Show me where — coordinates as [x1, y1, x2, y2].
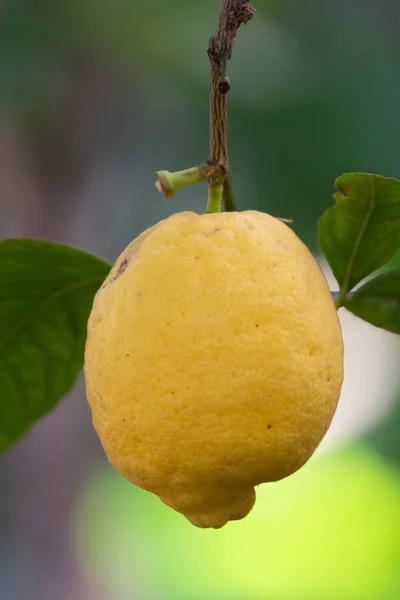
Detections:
[115, 258, 128, 279]
[102, 258, 129, 288]
[266, 424, 272, 429]
[102, 221, 162, 289]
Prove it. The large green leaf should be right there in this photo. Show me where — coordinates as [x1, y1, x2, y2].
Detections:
[344, 269, 400, 334]
[0, 239, 111, 453]
[318, 173, 400, 298]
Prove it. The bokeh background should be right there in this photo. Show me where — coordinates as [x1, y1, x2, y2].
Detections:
[1, 0, 400, 598]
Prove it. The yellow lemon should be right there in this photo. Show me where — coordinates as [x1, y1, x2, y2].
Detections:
[84, 210, 344, 528]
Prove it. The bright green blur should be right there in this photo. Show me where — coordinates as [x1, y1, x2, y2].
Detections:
[73, 446, 400, 600]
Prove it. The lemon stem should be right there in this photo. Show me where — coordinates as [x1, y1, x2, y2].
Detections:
[154, 0, 255, 212]
[207, 1, 255, 212]
[206, 181, 224, 213]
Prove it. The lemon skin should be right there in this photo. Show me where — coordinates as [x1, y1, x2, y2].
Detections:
[84, 211, 344, 528]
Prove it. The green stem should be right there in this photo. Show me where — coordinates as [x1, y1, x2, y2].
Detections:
[335, 290, 354, 310]
[155, 167, 210, 199]
[206, 182, 224, 213]
[335, 293, 345, 310]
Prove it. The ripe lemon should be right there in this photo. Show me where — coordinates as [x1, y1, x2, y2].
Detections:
[84, 210, 344, 528]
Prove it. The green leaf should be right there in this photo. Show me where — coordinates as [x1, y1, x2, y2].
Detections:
[318, 173, 400, 295]
[344, 269, 400, 334]
[0, 239, 111, 453]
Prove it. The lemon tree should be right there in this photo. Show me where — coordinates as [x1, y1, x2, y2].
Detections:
[1, 0, 400, 527]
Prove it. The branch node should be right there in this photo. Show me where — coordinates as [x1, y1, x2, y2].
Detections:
[218, 53, 231, 94]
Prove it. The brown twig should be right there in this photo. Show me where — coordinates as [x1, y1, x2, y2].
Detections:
[207, 0, 255, 170]
[155, 0, 255, 210]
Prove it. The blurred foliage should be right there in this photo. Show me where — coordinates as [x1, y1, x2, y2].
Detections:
[75, 445, 400, 600]
[366, 397, 400, 465]
[1, 0, 400, 245]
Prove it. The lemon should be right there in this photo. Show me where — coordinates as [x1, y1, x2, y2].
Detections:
[84, 210, 344, 528]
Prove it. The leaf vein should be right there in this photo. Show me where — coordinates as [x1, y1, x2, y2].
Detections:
[339, 175, 376, 302]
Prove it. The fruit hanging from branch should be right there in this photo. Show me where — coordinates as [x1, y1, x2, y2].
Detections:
[84, 0, 344, 528]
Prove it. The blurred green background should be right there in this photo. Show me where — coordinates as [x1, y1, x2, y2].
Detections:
[1, 1, 400, 599]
